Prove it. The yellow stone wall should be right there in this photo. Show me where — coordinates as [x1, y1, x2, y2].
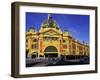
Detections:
[26, 28, 89, 58]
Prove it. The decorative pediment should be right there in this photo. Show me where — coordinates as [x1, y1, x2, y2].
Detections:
[42, 29, 61, 35]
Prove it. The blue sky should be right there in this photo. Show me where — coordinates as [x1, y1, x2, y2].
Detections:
[26, 12, 90, 45]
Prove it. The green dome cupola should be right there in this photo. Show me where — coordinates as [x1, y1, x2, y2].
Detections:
[41, 14, 60, 30]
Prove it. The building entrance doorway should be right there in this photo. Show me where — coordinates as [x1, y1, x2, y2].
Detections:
[44, 46, 58, 57]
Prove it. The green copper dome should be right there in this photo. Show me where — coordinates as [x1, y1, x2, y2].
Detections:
[41, 14, 60, 30]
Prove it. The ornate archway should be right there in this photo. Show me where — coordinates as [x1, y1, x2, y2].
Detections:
[44, 46, 58, 57]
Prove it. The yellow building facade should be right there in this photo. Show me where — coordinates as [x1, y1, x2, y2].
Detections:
[26, 14, 89, 58]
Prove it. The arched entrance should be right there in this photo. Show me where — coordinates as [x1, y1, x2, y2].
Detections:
[31, 52, 38, 58]
[44, 46, 58, 57]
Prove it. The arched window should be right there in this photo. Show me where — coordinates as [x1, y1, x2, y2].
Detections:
[32, 44, 37, 49]
[33, 39, 37, 42]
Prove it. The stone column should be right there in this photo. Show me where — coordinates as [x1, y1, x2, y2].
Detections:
[38, 37, 43, 58]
